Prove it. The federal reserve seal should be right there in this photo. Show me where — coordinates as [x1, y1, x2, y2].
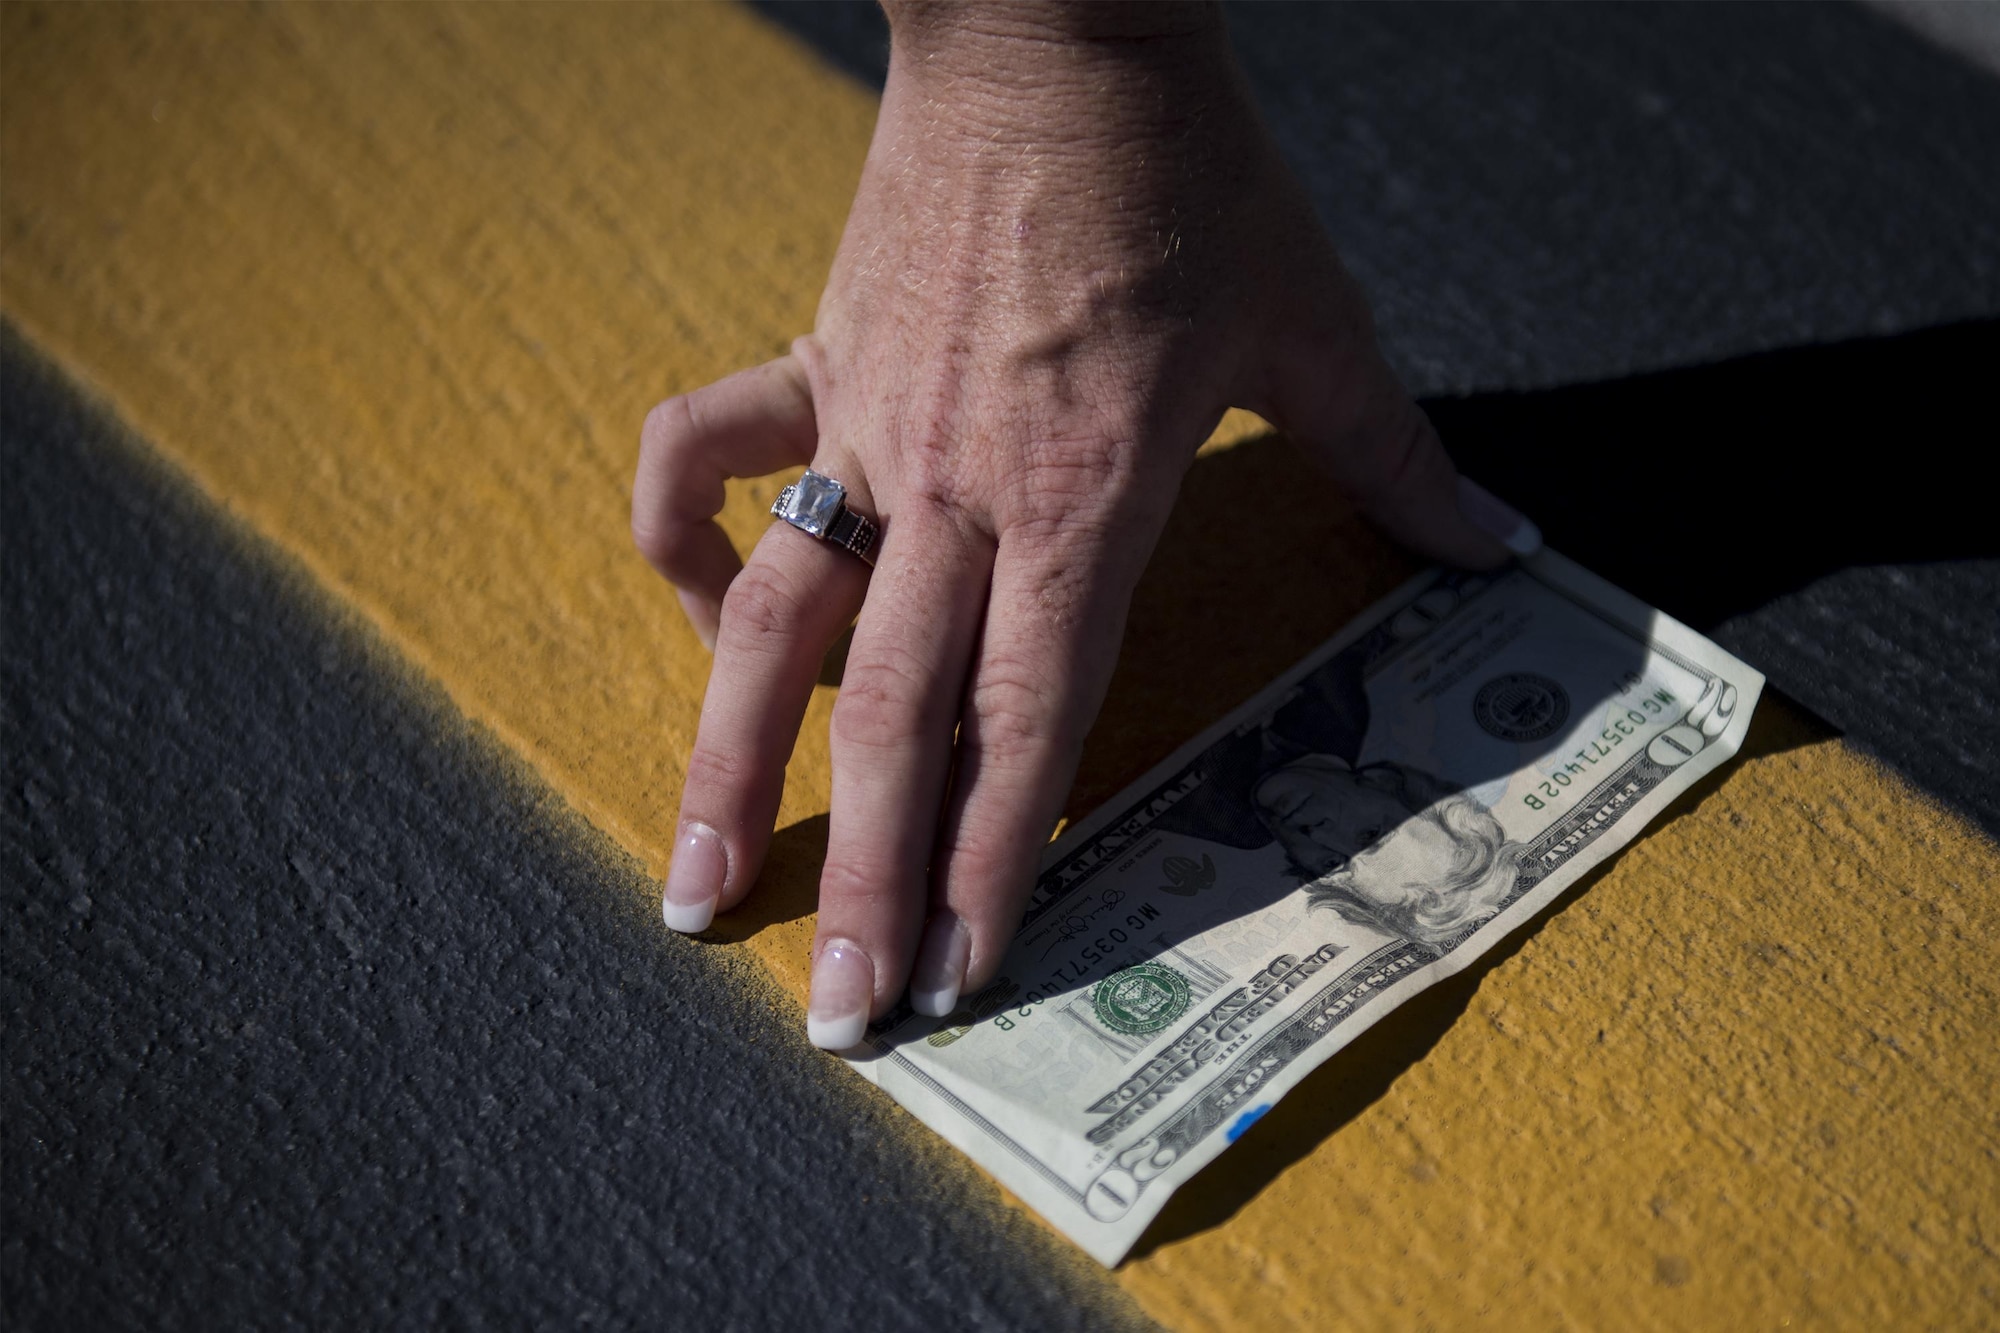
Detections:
[1473, 672, 1571, 742]
[1091, 963, 1193, 1038]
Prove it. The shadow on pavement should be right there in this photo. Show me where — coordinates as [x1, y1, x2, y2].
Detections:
[1081, 319, 1995, 831]
[705, 813, 829, 945]
[1124, 691, 1832, 1259]
[0, 330, 1151, 1330]
[1430, 319, 1999, 630]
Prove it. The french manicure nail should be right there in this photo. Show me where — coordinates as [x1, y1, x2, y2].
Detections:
[908, 914, 971, 1019]
[1457, 476, 1543, 558]
[675, 588, 718, 653]
[661, 821, 726, 934]
[807, 938, 875, 1050]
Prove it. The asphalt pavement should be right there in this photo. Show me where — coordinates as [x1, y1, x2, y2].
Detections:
[7, 3, 1999, 1327]
[0, 336, 1152, 1329]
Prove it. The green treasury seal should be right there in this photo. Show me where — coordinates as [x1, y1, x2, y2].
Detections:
[1092, 962, 1194, 1037]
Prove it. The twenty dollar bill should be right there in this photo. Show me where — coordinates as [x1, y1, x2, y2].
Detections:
[849, 551, 1764, 1266]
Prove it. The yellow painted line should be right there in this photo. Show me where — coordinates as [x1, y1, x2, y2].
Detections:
[4, 4, 1994, 1327]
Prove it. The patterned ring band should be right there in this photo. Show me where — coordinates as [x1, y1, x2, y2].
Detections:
[769, 469, 879, 567]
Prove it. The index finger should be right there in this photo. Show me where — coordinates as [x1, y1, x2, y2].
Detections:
[632, 353, 818, 647]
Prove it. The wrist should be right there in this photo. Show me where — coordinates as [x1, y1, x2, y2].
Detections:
[882, 1, 1219, 49]
[880, 2, 1238, 145]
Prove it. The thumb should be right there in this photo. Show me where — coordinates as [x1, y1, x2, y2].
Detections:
[1262, 325, 1540, 568]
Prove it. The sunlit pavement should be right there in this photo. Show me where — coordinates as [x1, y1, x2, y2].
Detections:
[5, 4, 1997, 1328]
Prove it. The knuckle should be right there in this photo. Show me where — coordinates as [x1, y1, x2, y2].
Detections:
[631, 515, 708, 580]
[719, 560, 805, 650]
[817, 857, 901, 915]
[641, 395, 695, 457]
[681, 740, 756, 803]
[830, 652, 941, 755]
[995, 433, 1153, 555]
[967, 662, 1062, 760]
[631, 506, 697, 576]
[635, 395, 726, 574]
[1024, 432, 1136, 507]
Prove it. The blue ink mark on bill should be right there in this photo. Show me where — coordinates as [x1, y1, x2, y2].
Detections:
[1226, 1104, 1272, 1143]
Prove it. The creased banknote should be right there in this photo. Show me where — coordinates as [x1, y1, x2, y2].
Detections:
[848, 551, 1764, 1266]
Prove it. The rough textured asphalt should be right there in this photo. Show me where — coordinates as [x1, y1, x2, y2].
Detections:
[0, 340, 1149, 1331]
[8, 3, 2000, 1328]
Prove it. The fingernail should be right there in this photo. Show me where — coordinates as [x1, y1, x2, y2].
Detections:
[908, 913, 971, 1018]
[807, 938, 875, 1050]
[661, 821, 726, 934]
[675, 588, 718, 653]
[1457, 477, 1543, 557]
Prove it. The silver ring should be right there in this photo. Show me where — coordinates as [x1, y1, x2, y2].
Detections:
[770, 470, 879, 567]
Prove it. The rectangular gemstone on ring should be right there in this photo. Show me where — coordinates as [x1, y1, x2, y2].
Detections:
[781, 471, 844, 537]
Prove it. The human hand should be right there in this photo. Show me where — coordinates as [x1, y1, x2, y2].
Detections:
[632, 1, 1539, 1048]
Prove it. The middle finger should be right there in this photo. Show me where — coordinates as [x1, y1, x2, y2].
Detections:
[807, 513, 994, 1049]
